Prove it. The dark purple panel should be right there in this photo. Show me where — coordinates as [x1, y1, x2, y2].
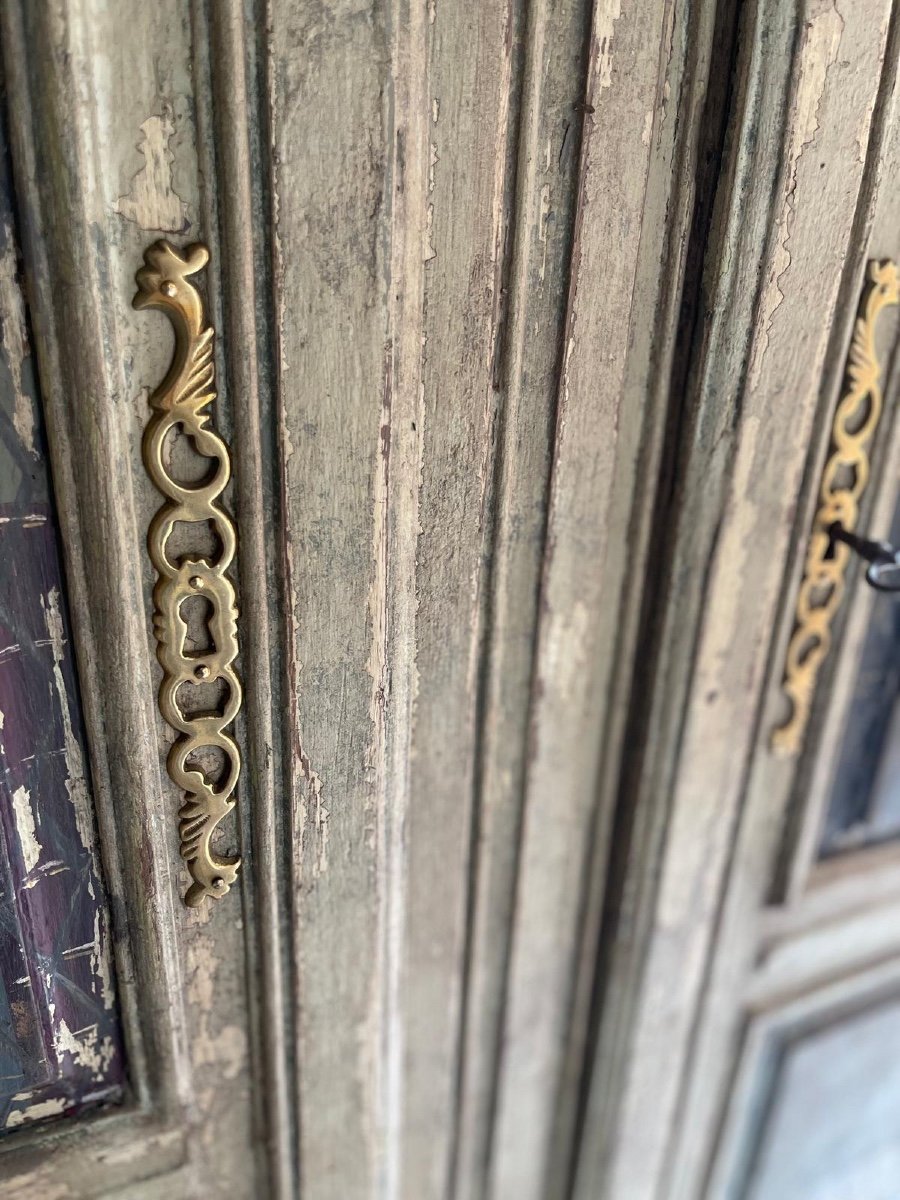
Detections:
[0, 110, 125, 1133]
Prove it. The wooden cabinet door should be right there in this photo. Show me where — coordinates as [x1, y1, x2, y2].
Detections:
[1, 1, 899, 1198]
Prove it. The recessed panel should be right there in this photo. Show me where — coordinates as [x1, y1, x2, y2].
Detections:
[745, 998, 900, 1200]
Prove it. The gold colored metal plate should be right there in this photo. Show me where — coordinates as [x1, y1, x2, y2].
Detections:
[772, 260, 899, 756]
[134, 241, 241, 905]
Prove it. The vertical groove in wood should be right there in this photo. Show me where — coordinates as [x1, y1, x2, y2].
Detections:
[397, 3, 522, 1195]
[486, 0, 703, 1193]
[451, 0, 595, 1194]
[377, 1, 430, 1195]
[265, 2, 393, 1195]
[198, 0, 296, 1194]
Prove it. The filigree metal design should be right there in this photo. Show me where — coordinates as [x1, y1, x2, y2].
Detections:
[772, 260, 899, 756]
[134, 241, 241, 905]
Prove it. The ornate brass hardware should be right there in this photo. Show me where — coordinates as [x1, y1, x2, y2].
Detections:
[134, 241, 241, 905]
[772, 260, 899, 756]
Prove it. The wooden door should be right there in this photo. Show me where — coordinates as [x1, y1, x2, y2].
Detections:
[1, 1, 898, 1198]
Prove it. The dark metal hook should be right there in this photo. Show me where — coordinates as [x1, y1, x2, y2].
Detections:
[828, 522, 900, 593]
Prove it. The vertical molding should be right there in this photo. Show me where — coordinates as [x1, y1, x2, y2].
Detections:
[452, 0, 594, 1194]
[264, 2, 393, 1195]
[195, 0, 296, 1194]
[396, 2, 521, 1195]
[487, 0, 704, 1194]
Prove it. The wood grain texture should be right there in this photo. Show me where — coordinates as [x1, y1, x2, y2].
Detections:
[452, 0, 592, 1192]
[491, 0, 718, 1193]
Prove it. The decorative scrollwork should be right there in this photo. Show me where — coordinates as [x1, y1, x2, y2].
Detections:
[772, 259, 899, 756]
[134, 241, 241, 905]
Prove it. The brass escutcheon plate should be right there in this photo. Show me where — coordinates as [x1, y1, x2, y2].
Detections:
[134, 240, 241, 906]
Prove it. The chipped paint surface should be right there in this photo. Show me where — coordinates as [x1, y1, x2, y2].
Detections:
[538, 184, 552, 283]
[42, 587, 94, 853]
[5, 1095, 67, 1129]
[595, 0, 624, 92]
[748, 2, 843, 391]
[185, 932, 248, 1156]
[11, 786, 41, 873]
[115, 108, 190, 233]
[0, 218, 35, 459]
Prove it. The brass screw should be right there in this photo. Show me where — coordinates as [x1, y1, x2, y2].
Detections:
[189, 575, 204, 589]
[194, 664, 211, 680]
[161, 281, 177, 297]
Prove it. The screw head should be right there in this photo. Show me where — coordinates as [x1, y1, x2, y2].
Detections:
[189, 575, 204, 589]
[212, 877, 225, 891]
[194, 664, 211, 680]
[161, 280, 177, 298]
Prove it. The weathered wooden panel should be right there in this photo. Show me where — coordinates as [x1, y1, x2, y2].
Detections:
[572, 2, 898, 1198]
[265, 3, 393, 1197]
[491, 0, 720, 1193]
[709, 963, 900, 1200]
[1, 0, 895, 1196]
[452, 0, 593, 1191]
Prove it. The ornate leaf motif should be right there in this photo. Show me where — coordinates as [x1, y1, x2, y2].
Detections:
[772, 260, 899, 756]
[134, 240, 241, 905]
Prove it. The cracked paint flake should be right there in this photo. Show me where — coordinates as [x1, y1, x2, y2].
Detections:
[299, 748, 328, 878]
[425, 204, 437, 263]
[5, 1095, 67, 1129]
[595, 0, 623, 93]
[538, 184, 552, 283]
[642, 110, 654, 147]
[747, 1, 843, 392]
[114, 108, 190, 233]
[54, 1019, 116, 1078]
[42, 587, 94, 854]
[185, 934, 248, 1151]
[11, 785, 41, 874]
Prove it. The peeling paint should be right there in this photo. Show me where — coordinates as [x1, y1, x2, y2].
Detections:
[114, 108, 190, 233]
[185, 934, 248, 1152]
[748, 2, 843, 391]
[55, 1018, 116, 1078]
[42, 588, 94, 854]
[641, 109, 654, 147]
[425, 203, 437, 262]
[299, 749, 328, 878]
[5, 1095, 67, 1129]
[11, 785, 41, 873]
[538, 184, 551, 283]
[0, 217, 36, 458]
[595, 0, 623, 93]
